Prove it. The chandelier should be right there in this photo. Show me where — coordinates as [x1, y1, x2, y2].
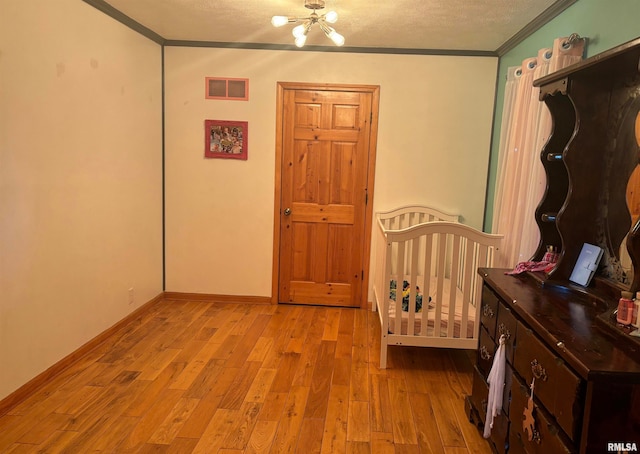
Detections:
[271, 0, 345, 48]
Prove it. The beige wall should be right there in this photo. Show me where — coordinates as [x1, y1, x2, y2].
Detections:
[165, 47, 498, 297]
[0, 3, 498, 399]
[0, 0, 163, 399]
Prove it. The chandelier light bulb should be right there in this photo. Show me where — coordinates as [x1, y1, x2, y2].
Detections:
[328, 30, 345, 46]
[292, 23, 307, 38]
[295, 35, 307, 47]
[324, 11, 338, 23]
[271, 15, 290, 27]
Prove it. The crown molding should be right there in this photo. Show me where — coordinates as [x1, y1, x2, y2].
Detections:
[82, 0, 165, 45]
[162, 40, 497, 57]
[495, 0, 577, 56]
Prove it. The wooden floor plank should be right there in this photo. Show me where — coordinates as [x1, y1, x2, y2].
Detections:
[346, 400, 370, 442]
[168, 437, 200, 453]
[35, 429, 82, 454]
[244, 368, 278, 403]
[218, 361, 262, 410]
[409, 392, 446, 454]
[178, 364, 240, 439]
[0, 301, 493, 454]
[115, 388, 183, 452]
[320, 384, 349, 454]
[297, 417, 325, 454]
[245, 419, 278, 454]
[370, 431, 396, 454]
[16, 412, 70, 445]
[123, 361, 186, 417]
[304, 340, 336, 419]
[147, 397, 200, 445]
[322, 308, 342, 341]
[192, 408, 239, 454]
[221, 401, 262, 450]
[268, 385, 309, 454]
[387, 377, 418, 445]
[425, 379, 468, 449]
[168, 340, 221, 390]
[369, 373, 393, 434]
[346, 440, 370, 454]
[291, 340, 321, 387]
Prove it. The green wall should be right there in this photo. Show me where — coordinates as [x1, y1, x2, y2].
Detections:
[484, 0, 640, 229]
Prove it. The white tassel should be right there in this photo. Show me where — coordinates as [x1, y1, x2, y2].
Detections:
[484, 334, 506, 438]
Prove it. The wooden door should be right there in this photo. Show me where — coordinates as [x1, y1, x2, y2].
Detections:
[274, 83, 379, 308]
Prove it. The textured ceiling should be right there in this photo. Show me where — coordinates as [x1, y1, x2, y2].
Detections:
[98, 0, 570, 53]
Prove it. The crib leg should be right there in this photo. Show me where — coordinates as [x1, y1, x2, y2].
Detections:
[379, 342, 387, 369]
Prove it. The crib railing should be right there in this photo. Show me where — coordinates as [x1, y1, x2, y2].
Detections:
[376, 205, 459, 230]
[376, 206, 461, 280]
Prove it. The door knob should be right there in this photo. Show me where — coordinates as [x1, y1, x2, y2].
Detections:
[284, 207, 292, 216]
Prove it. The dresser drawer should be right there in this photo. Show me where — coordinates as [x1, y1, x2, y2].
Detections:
[471, 364, 513, 420]
[504, 363, 513, 416]
[481, 285, 499, 338]
[471, 367, 489, 424]
[471, 366, 489, 424]
[477, 326, 496, 378]
[471, 366, 509, 454]
[510, 378, 575, 454]
[496, 301, 517, 364]
[513, 321, 583, 442]
[508, 429, 528, 454]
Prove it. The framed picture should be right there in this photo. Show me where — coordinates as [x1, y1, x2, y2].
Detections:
[205, 119, 248, 160]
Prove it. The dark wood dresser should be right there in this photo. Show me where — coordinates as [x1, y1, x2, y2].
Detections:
[466, 37, 640, 454]
[467, 269, 640, 454]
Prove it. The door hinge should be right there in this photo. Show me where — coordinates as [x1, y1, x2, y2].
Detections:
[365, 190, 368, 205]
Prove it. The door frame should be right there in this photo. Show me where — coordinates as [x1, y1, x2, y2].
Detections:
[271, 82, 380, 308]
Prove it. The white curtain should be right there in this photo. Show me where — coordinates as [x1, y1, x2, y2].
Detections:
[492, 37, 585, 268]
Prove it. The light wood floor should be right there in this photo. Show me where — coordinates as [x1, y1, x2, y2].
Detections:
[0, 299, 492, 453]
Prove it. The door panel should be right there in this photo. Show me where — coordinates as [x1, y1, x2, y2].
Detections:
[277, 85, 376, 307]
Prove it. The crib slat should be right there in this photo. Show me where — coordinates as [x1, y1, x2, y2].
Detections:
[381, 228, 393, 368]
[407, 237, 420, 335]
[394, 240, 405, 336]
[421, 233, 434, 337]
[460, 240, 475, 338]
[473, 245, 490, 339]
[434, 233, 446, 338]
[447, 234, 461, 338]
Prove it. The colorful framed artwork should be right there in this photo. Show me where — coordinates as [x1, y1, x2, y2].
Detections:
[205, 119, 248, 160]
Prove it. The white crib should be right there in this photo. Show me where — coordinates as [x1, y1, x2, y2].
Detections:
[372, 205, 503, 368]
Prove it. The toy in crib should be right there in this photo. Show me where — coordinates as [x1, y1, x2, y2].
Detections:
[389, 280, 432, 312]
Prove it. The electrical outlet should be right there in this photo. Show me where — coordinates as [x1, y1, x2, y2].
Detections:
[128, 288, 134, 305]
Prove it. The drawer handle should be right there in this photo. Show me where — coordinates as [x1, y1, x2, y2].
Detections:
[480, 345, 492, 361]
[498, 323, 511, 340]
[531, 359, 548, 381]
[531, 429, 541, 444]
[483, 304, 495, 318]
